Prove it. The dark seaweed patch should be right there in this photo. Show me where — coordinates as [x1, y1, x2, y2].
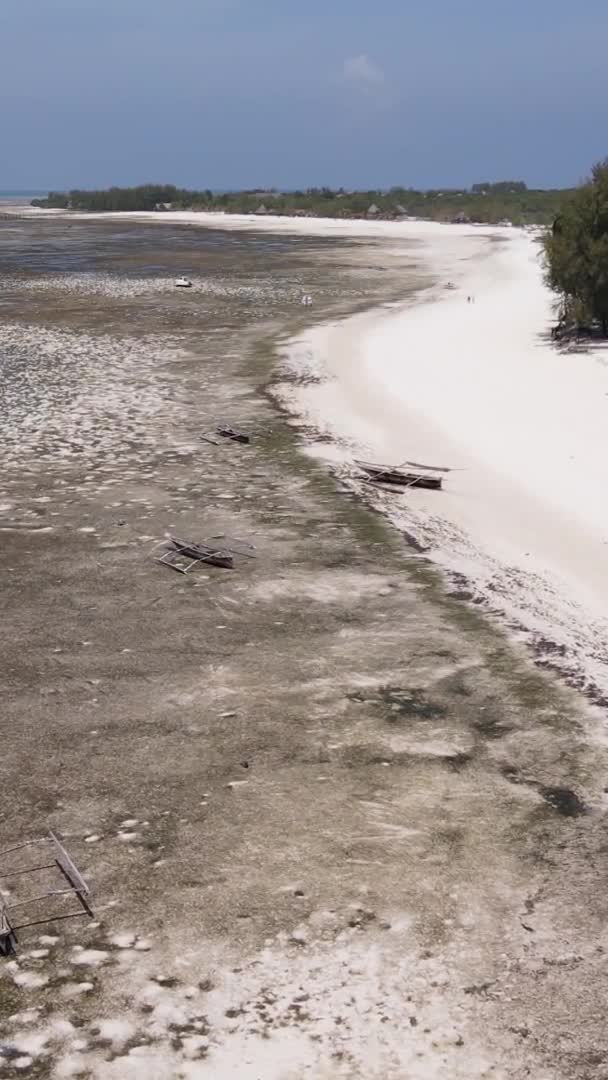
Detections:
[540, 786, 587, 817]
[348, 686, 444, 720]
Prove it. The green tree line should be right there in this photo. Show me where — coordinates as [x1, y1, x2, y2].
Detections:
[32, 180, 571, 226]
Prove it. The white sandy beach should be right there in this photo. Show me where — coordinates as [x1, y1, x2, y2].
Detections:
[256, 217, 608, 699]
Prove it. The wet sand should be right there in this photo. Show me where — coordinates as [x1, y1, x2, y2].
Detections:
[1, 216, 608, 1079]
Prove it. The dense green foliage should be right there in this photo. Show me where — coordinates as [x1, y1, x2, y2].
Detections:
[32, 180, 572, 226]
[543, 161, 608, 333]
[471, 180, 528, 194]
[31, 184, 198, 212]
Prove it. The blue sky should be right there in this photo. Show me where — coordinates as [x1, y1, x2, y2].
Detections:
[2, 0, 607, 190]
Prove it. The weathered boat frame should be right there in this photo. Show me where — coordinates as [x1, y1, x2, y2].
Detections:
[158, 536, 234, 572]
[217, 426, 250, 444]
[356, 460, 442, 491]
[0, 832, 93, 955]
[154, 534, 256, 574]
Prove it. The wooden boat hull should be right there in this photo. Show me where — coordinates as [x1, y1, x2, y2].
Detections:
[217, 426, 250, 444]
[358, 463, 442, 490]
[168, 537, 234, 568]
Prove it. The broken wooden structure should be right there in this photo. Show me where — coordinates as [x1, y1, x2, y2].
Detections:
[155, 534, 256, 575]
[0, 832, 92, 955]
[200, 425, 251, 446]
[356, 459, 443, 491]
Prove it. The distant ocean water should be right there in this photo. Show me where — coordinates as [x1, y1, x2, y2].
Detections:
[0, 190, 48, 204]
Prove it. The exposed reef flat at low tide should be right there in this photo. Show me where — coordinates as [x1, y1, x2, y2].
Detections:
[1, 214, 607, 1080]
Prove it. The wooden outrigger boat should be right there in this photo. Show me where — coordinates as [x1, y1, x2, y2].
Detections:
[217, 425, 250, 444]
[356, 460, 443, 491]
[155, 533, 257, 574]
[164, 536, 234, 570]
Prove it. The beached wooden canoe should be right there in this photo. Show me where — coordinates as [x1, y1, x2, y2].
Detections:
[356, 460, 442, 490]
[168, 536, 234, 568]
[217, 425, 250, 444]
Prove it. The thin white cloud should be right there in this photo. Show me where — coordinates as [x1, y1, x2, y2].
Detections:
[342, 54, 386, 90]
